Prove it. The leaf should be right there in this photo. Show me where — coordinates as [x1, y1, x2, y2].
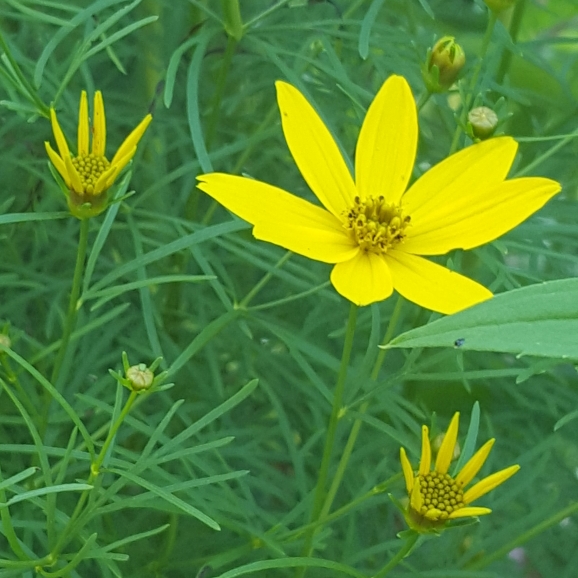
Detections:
[386, 278, 578, 360]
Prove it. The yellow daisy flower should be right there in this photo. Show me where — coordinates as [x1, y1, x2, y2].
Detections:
[45, 90, 152, 219]
[197, 75, 560, 314]
[399, 412, 519, 533]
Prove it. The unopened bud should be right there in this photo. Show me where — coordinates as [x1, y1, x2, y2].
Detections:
[484, 0, 517, 13]
[423, 37, 466, 93]
[0, 335, 11, 349]
[126, 364, 154, 391]
[468, 106, 499, 139]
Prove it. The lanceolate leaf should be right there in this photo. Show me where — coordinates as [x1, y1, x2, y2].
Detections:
[385, 278, 578, 360]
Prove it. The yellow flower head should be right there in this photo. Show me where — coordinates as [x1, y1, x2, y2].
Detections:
[45, 90, 152, 219]
[197, 75, 560, 314]
[399, 412, 519, 533]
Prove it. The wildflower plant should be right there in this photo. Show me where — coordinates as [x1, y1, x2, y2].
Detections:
[1, 1, 578, 577]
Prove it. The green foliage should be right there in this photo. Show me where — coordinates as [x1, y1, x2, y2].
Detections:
[1, 0, 578, 577]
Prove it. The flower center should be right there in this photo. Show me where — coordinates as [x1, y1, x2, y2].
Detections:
[344, 195, 410, 254]
[416, 471, 465, 521]
[71, 154, 111, 195]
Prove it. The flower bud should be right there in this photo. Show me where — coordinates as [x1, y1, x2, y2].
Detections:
[126, 364, 154, 391]
[423, 37, 466, 93]
[0, 334, 11, 349]
[468, 106, 499, 139]
[483, 0, 517, 13]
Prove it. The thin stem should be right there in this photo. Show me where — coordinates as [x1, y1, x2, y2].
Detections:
[296, 303, 358, 578]
[243, 0, 292, 30]
[238, 251, 292, 308]
[495, 0, 527, 85]
[50, 218, 90, 386]
[371, 531, 419, 578]
[49, 389, 138, 559]
[416, 91, 431, 111]
[318, 296, 404, 521]
[448, 12, 498, 155]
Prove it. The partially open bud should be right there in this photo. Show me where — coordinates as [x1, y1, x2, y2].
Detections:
[110, 352, 169, 394]
[483, 0, 517, 13]
[468, 106, 499, 139]
[423, 37, 466, 93]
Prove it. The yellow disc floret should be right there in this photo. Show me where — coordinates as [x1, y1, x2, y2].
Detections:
[71, 154, 111, 196]
[344, 195, 410, 254]
[417, 471, 465, 521]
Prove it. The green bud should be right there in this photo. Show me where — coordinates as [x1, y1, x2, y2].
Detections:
[0, 334, 11, 349]
[126, 364, 154, 391]
[423, 36, 466, 93]
[468, 106, 499, 139]
[483, 0, 517, 13]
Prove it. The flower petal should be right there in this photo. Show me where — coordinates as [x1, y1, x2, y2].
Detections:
[402, 137, 518, 254]
[448, 506, 492, 519]
[436, 412, 459, 474]
[419, 425, 431, 476]
[410, 476, 423, 513]
[50, 108, 70, 160]
[276, 81, 357, 218]
[92, 90, 106, 157]
[45, 142, 70, 187]
[330, 252, 393, 305]
[403, 176, 561, 255]
[455, 439, 495, 488]
[463, 464, 519, 504]
[64, 155, 83, 194]
[386, 250, 492, 314]
[356, 75, 417, 205]
[105, 146, 137, 190]
[111, 114, 152, 166]
[400, 448, 414, 494]
[78, 90, 89, 156]
[198, 173, 358, 263]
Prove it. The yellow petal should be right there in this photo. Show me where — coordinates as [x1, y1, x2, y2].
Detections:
[330, 252, 393, 305]
[355, 75, 417, 205]
[44, 142, 71, 187]
[463, 464, 520, 504]
[94, 165, 118, 195]
[436, 412, 459, 474]
[111, 114, 152, 166]
[401, 137, 518, 253]
[50, 108, 70, 160]
[455, 439, 495, 488]
[400, 448, 414, 495]
[448, 506, 492, 519]
[386, 250, 492, 315]
[92, 90, 106, 156]
[78, 90, 89, 156]
[409, 476, 423, 512]
[403, 176, 561, 255]
[105, 146, 136, 190]
[198, 173, 358, 264]
[419, 425, 431, 476]
[275, 81, 357, 218]
[64, 155, 84, 194]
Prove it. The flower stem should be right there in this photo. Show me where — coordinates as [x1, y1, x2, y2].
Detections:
[238, 251, 292, 308]
[50, 218, 90, 387]
[296, 303, 358, 577]
[371, 531, 419, 578]
[495, 0, 527, 85]
[416, 91, 431, 111]
[448, 11, 497, 155]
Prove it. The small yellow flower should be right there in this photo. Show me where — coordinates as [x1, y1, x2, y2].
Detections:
[400, 412, 519, 533]
[45, 90, 152, 219]
[197, 76, 560, 313]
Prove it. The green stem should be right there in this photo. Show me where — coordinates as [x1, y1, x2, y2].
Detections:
[0, 464, 29, 561]
[371, 531, 419, 578]
[243, 0, 292, 30]
[495, 0, 527, 85]
[416, 91, 431, 111]
[466, 500, 578, 570]
[448, 12, 497, 155]
[318, 297, 404, 522]
[238, 251, 292, 308]
[296, 303, 358, 578]
[221, 0, 244, 40]
[49, 389, 138, 559]
[50, 218, 90, 386]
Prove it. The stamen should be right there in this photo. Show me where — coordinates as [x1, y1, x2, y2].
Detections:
[71, 153, 111, 195]
[344, 195, 410, 254]
[415, 471, 465, 521]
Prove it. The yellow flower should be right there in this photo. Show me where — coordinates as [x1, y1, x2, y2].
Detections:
[399, 412, 519, 533]
[197, 76, 560, 313]
[45, 90, 152, 219]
